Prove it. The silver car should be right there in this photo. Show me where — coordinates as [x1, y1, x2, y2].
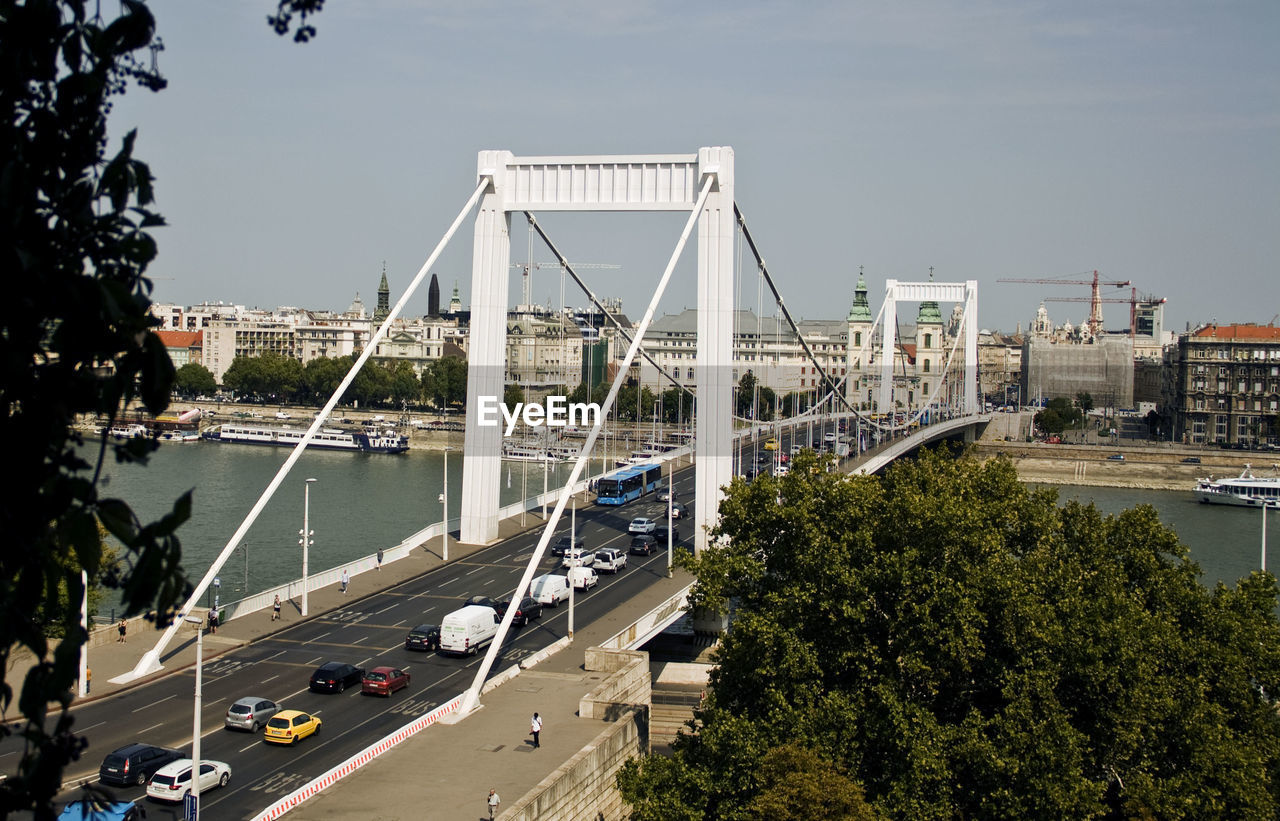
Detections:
[224, 696, 281, 732]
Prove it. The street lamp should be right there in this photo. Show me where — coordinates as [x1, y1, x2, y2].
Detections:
[182, 614, 204, 820]
[666, 461, 674, 578]
[300, 478, 316, 617]
[569, 493, 576, 639]
[440, 447, 450, 561]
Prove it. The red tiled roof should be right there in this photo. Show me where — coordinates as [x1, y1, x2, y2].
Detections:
[156, 330, 202, 348]
[1192, 324, 1280, 341]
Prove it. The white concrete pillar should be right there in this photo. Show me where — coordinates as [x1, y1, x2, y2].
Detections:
[694, 147, 735, 556]
[964, 280, 979, 414]
[878, 279, 898, 416]
[460, 151, 513, 545]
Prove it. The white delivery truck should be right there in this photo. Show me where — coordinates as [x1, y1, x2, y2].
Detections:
[440, 604, 500, 656]
[530, 573, 570, 607]
[568, 565, 599, 591]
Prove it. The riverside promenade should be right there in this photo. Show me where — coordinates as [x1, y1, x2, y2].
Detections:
[10, 506, 692, 819]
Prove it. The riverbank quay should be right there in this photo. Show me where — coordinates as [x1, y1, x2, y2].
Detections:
[970, 439, 1275, 491]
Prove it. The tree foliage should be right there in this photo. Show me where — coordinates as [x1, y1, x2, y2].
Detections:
[1035, 396, 1082, 434]
[421, 356, 467, 409]
[172, 362, 216, 397]
[1, 0, 195, 813]
[620, 450, 1280, 819]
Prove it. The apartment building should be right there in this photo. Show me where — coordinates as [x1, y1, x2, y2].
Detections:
[1163, 323, 1280, 446]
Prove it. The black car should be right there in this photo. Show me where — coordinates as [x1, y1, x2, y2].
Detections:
[494, 596, 544, 627]
[654, 523, 681, 544]
[463, 595, 498, 609]
[404, 624, 441, 651]
[629, 534, 658, 556]
[309, 661, 364, 693]
[670, 501, 687, 520]
[1181, 456, 1202, 464]
[551, 536, 584, 557]
[98, 743, 185, 787]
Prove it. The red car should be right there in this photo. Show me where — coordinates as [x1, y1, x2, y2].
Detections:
[361, 666, 410, 697]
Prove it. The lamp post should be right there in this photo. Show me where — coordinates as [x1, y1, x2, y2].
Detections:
[182, 614, 204, 820]
[440, 447, 450, 561]
[568, 493, 576, 639]
[300, 478, 316, 617]
[666, 461, 674, 577]
[78, 569, 88, 698]
[1264, 502, 1271, 573]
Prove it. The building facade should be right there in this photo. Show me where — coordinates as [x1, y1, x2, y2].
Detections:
[1162, 323, 1280, 446]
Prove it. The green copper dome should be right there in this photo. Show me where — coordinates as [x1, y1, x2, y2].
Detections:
[847, 274, 872, 322]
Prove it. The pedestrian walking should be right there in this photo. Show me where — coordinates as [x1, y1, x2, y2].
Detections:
[530, 712, 542, 748]
[85, 668, 91, 695]
[376, 549, 384, 570]
[487, 788, 500, 820]
[272, 594, 281, 621]
[340, 568, 349, 594]
[117, 618, 127, 643]
[208, 608, 218, 634]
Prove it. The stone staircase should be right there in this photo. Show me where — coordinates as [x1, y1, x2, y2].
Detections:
[649, 685, 703, 752]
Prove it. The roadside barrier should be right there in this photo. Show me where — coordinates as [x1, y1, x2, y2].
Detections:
[250, 692, 465, 821]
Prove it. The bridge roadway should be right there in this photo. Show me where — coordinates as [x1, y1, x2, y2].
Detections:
[7, 464, 702, 819]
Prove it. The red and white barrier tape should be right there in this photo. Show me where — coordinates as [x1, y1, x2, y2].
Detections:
[251, 692, 465, 821]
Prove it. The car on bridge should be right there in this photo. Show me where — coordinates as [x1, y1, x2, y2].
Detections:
[404, 623, 441, 651]
[362, 666, 411, 697]
[98, 743, 185, 787]
[568, 566, 599, 591]
[309, 661, 364, 693]
[224, 697, 281, 732]
[146, 759, 231, 802]
[551, 535, 584, 557]
[670, 501, 687, 519]
[654, 524, 680, 545]
[657, 486, 677, 502]
[630, 534, 658, 556]
[464, 595, 499, 609]
[764, 437, 778, 450]
[628, 517, 657, 534]
[561, 547, 595, 569]
[495, 595, 544, 626]
[594, 548, 628, 573]
[263, 710, 322, 745]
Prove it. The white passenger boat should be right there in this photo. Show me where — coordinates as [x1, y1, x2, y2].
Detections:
[203, 423, 409, 454]
[157, 429, 200, 443]
[1193, 465, 1280, 509]
[106, 423, 149, 440]
[502, 442, 552, 462]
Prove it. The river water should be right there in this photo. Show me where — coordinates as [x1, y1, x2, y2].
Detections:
[88, 442, 1280, 618]
[91, 441, 609, 616]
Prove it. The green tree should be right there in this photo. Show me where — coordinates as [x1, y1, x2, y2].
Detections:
[388, 360, 421, 406]
[302, 354, 350, 405]
[173, 363, 216, 397]
[1076, 391, 1095, 416]
[1, 1, 194, 812]
[504, 382, 525, 408]
[424, 356, 467, 409]
[221, 354, 267, 398]
[620, 450, 1280, 819]
[736, 370, 758, 417]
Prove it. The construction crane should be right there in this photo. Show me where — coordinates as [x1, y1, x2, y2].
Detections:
[511, 261, 620, 311]
[997, 270, 1130, 336]
[1043, 289, 1167, 339]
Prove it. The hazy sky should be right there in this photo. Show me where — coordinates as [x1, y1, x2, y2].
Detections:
[115, 1, 1278, 334]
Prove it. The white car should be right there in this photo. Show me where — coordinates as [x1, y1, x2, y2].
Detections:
[773, 463, 790, 477]
[790, 444, 803, 455]
[628, 517, 657, 534]
[146, 759, 231, 802]
[561, 547, 596, 569]
[823, 432, 837, 443]
[657, 487, 676, 502]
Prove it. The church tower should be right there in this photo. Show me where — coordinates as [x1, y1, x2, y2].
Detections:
[914, 268, 944, 409]
[845, 269, 874, 409]
[448, 281, 462, 314]
[374, 262, 390, 323]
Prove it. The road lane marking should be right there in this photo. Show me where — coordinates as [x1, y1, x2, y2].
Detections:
[133, 694, 176, 712]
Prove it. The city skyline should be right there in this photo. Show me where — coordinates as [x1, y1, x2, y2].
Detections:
[112, 2, 1278, 334]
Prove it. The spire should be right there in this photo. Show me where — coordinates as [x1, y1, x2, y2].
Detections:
[449, 280, 462, 313]
[374, 262, 390, 323]
[917, 266, 942, 324]
[847, 266, 872, 322]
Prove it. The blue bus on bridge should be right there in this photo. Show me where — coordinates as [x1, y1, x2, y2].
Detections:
[595, 463, 662, 505]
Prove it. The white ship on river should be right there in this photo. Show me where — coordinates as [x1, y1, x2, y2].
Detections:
[1193, 465, 1280, 509]
[203, 423, 409, 454]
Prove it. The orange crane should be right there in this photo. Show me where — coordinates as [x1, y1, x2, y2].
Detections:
[997, 270, 1130, 336]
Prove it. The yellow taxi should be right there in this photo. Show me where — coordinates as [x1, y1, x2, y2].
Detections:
[764, 437, 779, 451]
[262, 710, 321, 746]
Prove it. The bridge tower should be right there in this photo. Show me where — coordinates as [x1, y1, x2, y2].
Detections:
[876, 279, 979, 415]
[459, 148, 735, 556]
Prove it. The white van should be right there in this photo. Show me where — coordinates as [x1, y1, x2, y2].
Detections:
[530, 573, 570, 607]
[439, 605, 500, 656]
[568, 566, 599, 591]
